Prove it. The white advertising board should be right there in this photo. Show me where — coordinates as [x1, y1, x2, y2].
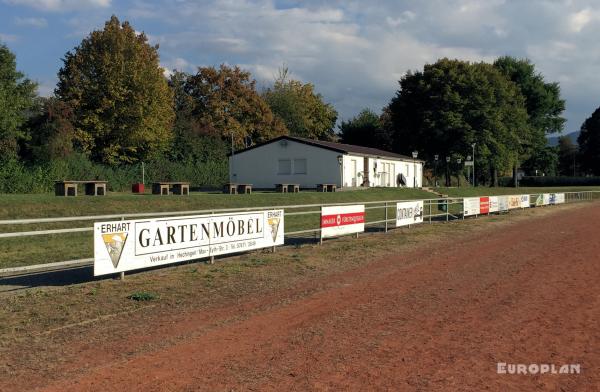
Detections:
[543, 193, 551, 205]
[508, 195, 521, 209]
[498, 196, 509, 211]
[555, 193, 565, 204]
[533, 194, 545, 206]
[489, 196, 499, 213]
[396, 200, 424, 227]
[463, 197, 481, 216]
[520, 194, 530, 208]
[321, 204, 365, 239]
[94, 210, 284, 276]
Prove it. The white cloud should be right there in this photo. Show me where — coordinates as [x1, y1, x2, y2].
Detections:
[14, 16, 48, 28]
[3, 0, 110, 11]
[0, 33, 19, 42]
[568, 8, 600, 32]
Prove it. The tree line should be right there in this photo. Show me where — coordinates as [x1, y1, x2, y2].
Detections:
[2, 15, 600, 192]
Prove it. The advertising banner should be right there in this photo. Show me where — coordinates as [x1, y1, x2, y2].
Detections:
[508, 195, 521, 209]
[396, 200, 424, 227]
[321, 204, 365, 239]
[520, 194, 530, 208]
[463, 197, 481, 216]
[498, 196, 509, 211]
[534, 194, 545, 206]
[555, 193, 566, 204]
[94, 210, 284, 276]
[489, 196, 499, 213]
[479, 197, 490, 214]
[543, 193, 551, 205]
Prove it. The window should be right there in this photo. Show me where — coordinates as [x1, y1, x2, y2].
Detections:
[293, 158, 307, 174]
[278, 159, 291, 175]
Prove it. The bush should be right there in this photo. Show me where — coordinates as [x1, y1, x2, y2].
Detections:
[0, 154, 228, 194]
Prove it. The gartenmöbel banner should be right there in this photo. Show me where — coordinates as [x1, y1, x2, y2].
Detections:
[94, 210, 284, 276]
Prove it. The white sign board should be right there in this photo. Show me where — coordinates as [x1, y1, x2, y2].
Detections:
[543, 193, 551, 205]
[396, 200, 424, 227]
[94, 210, 284, 276]
[489, 196, 499, 213]
[463, 197, 481, 216]
[555, 193, 565, 204]
[508, 195, 521, 209]
[534, 194, 545, 206]
[498, 196, 509, 211]
[520, 194, 530, 208]
[321, 205, 365, 239]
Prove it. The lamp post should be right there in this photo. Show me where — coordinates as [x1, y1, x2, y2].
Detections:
[445, 156, 451, 186]
[412, 151, 418, 188]
[337, 155, 343, 188]
[434, 154, 439, 187]
[456, 158, 462, 187]
[471, 143, 476, 187]
[466, 155, 471, 186]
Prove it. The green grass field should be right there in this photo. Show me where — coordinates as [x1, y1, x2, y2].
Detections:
[0, 186, 598, 269]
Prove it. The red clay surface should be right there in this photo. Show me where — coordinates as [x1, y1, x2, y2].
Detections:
[12, 204, 600, 391]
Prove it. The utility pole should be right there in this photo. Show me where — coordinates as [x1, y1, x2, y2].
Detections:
[434, 155, 439, 187]
[445, 156, 451, 186]
[471, 143, 476, 187]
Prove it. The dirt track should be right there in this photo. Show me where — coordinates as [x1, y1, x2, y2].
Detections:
[7, 203, 600, 391]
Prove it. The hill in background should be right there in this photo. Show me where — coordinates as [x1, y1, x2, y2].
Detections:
[547, 130, 580, 146]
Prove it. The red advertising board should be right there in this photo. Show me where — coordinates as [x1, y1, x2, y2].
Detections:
[321, 212, 365, 228]
[479, 197, 490, 214]
[320, 205, 365, 238]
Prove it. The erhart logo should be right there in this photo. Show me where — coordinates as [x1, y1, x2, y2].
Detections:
[267, 210, 282, 242]
[99, 221, 131, 268]
[497, 363, 581, 375]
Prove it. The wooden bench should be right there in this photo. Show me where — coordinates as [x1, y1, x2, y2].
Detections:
[55, 180, 107, 196]
[275, 183, 300, 193]
[317, 183, 337, 192]
[152, 182, 190, 195]
[223, 183, 238, 194]
[237, 184, 252, 194]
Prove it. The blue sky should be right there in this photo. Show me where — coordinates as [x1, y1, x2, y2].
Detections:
[1, 0, 600, 134]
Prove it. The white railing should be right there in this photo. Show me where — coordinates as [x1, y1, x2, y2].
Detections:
[0, 191, 596, 276]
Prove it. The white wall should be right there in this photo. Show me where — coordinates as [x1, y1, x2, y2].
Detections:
[229, 138, 423, 189]
[229, 139, 341, 188]
[363, 157, 422, 188]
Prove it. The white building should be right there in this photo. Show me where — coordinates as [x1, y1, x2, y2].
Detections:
[229, 136, 424, 189]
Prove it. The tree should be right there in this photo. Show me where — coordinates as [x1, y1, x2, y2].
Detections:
[494, 56, 565, 135]
[180, 65, 287, 150]
[21, 97, 76, 162]
[263, 67, 337, 141]
[386, 58, 529, 186]
[522, 146, 558, 176]
[577, 107, 600, 175]
[494, 57, 566, 183]
[556, 136, 578, 176]
[0, 43, 37, 160]
[56, 15, 174, 165]
[339, 108, 392, 149]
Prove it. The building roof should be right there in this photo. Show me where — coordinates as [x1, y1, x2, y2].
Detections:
[231, 135, 424, 162]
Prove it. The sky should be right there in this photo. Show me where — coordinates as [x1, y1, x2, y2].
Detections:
[1, 0, 599, 134]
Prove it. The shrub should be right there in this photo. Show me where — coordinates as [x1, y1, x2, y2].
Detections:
[0, 154, 228, 194]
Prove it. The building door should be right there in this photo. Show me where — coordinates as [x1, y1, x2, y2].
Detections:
[351, 159, 357, 187]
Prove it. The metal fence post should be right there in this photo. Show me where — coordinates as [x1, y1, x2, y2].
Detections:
[429, 200, 432, 224]
[446, 199, 449, 222]
[384, 202, 388, 233]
